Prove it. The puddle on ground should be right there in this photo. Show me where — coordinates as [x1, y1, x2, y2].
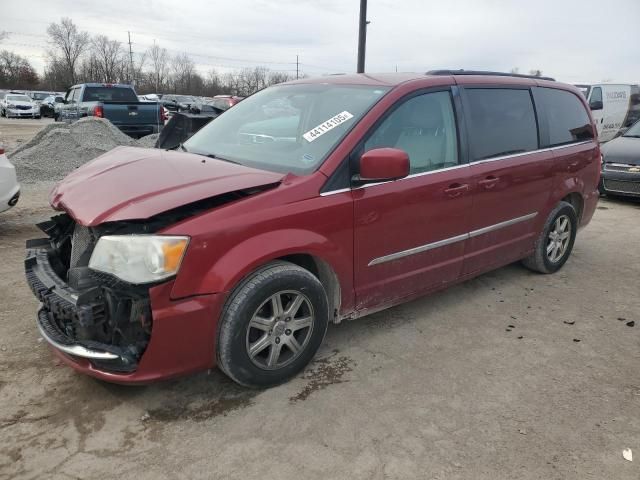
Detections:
[148, 392, 255, 422]
[290, 353, 354, 403]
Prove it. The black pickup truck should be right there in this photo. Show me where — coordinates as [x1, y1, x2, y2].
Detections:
[58, 83, 165, 138]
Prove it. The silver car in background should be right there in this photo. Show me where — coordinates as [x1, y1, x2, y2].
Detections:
[0, 93, 41, 119]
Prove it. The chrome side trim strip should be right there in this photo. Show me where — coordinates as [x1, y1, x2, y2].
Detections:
[320, 188, 351, 197]
[368, 212, 538, 266]
[468, 212, 538, 238]
[368, 233, 468, 266]
[36, 316, 120, 360]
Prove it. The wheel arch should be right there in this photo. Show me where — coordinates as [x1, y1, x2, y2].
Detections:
[561, 191, 584, 223]
[171, 228, 353, 316]
[278, 253, 342, 323]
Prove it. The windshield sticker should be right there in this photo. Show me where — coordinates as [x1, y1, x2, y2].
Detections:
[303, 111, 354, 142]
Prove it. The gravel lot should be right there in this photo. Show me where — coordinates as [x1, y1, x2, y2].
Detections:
[0, 117, 53, 152]
[0, 120, 639, 479]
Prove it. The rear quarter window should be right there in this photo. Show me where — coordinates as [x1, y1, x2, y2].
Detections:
[464, 88, 538, 161]
[534, 88, 594, 146]
[83, 87, 138, 102]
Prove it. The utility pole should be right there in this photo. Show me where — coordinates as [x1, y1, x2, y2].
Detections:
[356, 0, 368, 73]
[127, 31, 134, 85]
[296, 55, 299, 79]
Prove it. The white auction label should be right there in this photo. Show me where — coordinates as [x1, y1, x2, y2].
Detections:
[303, 111, 354, 142]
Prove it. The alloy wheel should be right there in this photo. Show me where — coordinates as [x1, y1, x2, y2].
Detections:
[546, 214, 571, 262]
[245, 290, 315, 370]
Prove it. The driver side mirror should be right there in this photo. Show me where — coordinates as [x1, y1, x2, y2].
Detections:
[355, 148, 410, 184]
[590, 100, 603, 111]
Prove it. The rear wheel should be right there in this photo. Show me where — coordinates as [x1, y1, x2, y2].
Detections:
[522, 201, 578, 274]
[217, 261, 329, 387]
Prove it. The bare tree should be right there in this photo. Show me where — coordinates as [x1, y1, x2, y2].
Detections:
[147, 43, 169, 92]
[268, 71, 293, 86]
[0, 50, 39, 89]
[170, 52, 196, 93]
[47, 18, 90, 85]
[92, 35, 125, 82]
[129, 51, 146, 87]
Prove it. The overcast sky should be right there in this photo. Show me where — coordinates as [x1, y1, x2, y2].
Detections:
[1, 0, 638, 83]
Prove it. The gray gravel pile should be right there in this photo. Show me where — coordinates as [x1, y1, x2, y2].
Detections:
[7, 118, 158, 184]
[136, 133, 159, 148]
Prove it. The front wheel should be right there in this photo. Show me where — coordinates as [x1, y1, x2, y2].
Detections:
[217, 261, 329, 387]
[522, 201, 578, 274]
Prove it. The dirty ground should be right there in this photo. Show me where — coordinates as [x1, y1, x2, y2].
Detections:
[1, 183, 639, 479]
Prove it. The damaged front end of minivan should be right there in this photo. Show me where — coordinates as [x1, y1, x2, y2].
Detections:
[27, 214, 157, 373]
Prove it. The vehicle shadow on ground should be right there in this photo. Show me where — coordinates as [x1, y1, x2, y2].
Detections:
[86, 262, 529, 424]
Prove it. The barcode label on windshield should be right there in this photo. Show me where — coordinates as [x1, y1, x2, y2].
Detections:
[303, 111, 354, 142]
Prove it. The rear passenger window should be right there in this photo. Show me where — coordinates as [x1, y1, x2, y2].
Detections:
[535, 88, 594, 146]
[364, 91, 459, 174]
[464, 88, 538, 161]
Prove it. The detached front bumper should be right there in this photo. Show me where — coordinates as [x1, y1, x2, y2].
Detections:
[26, 239, 226, 384]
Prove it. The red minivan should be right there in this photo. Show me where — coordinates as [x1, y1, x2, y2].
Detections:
[26, 71, 601, 387]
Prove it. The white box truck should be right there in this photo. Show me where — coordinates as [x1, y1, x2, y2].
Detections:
[575, 84, 640, 142]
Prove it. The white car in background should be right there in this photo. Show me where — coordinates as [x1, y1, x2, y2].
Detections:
[0, 93, 41, 119]
[0, 145, 20, 213]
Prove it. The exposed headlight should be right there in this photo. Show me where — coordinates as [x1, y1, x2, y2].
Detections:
[89, 235, 189, 284]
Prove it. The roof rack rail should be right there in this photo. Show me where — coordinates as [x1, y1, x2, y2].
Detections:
[426, 69, 555, 82]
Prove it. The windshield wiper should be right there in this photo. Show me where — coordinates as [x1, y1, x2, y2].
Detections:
[195, 151, 242, 165]
[478, 149, 526, 160]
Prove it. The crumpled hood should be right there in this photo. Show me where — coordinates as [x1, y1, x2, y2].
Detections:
[50, 146, 284, 226]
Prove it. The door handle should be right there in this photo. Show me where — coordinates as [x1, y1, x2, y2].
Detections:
[444, 183, 469, 198]
[478, 176, 499, 189]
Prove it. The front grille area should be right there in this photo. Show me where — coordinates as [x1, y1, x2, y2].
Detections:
[70, 224, 94, 268]
[605, 163, 640, 173]
[604, 179, 640, 196]
[26, 215, 154, 372]
[14, 105, 31, 110]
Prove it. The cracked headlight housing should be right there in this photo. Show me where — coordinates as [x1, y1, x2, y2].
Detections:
[89, 235, 189, 284]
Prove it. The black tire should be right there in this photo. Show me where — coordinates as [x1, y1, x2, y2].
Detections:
[217, 261, 329, 388]
[522, 201, 578, 274]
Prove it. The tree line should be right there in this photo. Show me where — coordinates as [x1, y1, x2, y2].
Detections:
[0, 18, 296, 96]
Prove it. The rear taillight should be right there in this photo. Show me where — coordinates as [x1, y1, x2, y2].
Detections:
[161, 108, 168, 122]
[0, 147, 4, 155]
[93, 105, 104, 118]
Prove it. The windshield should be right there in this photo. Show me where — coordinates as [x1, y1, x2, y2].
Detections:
[184, 84, 390, 174]
[32, 93, 48, 100]
[623, 120, 640, 137]
[176, 95, 195, 102]
[7, 95, 31, 102]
